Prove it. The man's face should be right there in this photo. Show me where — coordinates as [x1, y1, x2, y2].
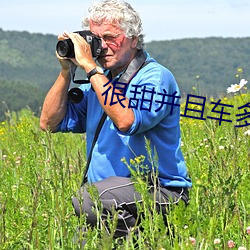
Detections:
[89, 20, 137, 72]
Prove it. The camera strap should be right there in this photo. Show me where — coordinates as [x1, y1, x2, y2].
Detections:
[81, 50, 149, 186]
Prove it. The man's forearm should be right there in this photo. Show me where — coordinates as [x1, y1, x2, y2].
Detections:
[40, 70, 71, 132]
[90, 73, 134, 132]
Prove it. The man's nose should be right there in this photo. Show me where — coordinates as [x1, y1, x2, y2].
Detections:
[101, 38, 108, 49]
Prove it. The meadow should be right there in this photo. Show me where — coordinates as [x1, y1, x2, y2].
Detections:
[0, 81, 249, 249]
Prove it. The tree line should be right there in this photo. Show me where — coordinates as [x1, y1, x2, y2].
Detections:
[0, 28, 249, 121]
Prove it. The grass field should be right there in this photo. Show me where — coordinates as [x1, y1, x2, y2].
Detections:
[0, 85, 249, 249]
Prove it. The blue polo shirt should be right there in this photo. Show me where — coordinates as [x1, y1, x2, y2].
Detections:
[58, 52, 192, 188]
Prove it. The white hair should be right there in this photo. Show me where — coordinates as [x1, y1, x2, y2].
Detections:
[82, 0, 145, 49]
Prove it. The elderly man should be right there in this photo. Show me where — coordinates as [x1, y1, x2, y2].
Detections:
[40, 0, 192, 241]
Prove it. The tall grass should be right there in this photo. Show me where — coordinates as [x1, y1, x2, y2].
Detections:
[0, 91, 249, 249]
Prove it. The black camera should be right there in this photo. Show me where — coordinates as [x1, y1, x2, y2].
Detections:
[56, 30, 102, 58]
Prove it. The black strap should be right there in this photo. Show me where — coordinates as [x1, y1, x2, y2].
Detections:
[81, 112, 107, 186]
[81, 50, 149, 185]
[118, 49, 147, 83]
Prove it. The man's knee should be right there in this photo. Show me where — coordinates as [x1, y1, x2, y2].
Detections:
[72, 196, 81, 217]
[72, 187, 97, 225]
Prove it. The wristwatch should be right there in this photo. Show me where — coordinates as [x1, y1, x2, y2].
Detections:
[87, 66, 104, 80]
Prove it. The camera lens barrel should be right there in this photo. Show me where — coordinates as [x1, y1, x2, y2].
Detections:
[56, 39, 75, 58]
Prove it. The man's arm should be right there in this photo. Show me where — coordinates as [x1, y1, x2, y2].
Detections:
[40, 68, 71, 132]
[40, 43, 74, 133]
[89, 73, 134, 132]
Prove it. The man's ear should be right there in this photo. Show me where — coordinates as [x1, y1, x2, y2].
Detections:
[131, 36, 139, 49]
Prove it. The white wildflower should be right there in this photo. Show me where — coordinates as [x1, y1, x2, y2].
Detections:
[244, 130, 250, 136]
[214, 238, 221, 244]
[227, 79, 248, 93]
[238, 247, 246, 250]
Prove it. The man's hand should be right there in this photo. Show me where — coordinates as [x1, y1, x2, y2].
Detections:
[56, 33, 79, 71]
[62, 31, 96, 73]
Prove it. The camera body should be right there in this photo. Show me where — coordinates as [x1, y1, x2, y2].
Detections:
[56, 30, 102, 58]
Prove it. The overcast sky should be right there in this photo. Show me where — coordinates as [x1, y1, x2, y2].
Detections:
[1, 0, 250, 42]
